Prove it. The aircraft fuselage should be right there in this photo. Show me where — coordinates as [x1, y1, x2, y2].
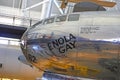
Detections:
[20, 11, 120, 79]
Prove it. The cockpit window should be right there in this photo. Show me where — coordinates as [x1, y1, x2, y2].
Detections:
[68, 14, 80, 21]
[43, 17, 55, 24]
[55, 15, 67, 22]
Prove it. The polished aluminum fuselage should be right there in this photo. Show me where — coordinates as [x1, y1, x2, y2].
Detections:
[21, 11, 120, 79]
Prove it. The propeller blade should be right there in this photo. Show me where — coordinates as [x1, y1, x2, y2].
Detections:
[94, 1, 116, 7]
[61, 0, 68, 9]
[60, 0, 116, 9]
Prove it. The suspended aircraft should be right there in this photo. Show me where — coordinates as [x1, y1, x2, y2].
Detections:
[0, 45, 42, 80]
[59, 0, 116, 9]
[20, 0, 120, 80]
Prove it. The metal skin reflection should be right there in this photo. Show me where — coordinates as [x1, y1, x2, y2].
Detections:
[20, 12, 120, 80]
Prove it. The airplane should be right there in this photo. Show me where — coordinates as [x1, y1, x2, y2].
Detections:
[59, 0, 116, 9]
[0, 44, 42, 80]
[20, 0, 120, 80]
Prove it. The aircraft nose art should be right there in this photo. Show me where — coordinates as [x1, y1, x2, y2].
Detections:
[26, 31, 77, 58]
[47, 33, 77, 56]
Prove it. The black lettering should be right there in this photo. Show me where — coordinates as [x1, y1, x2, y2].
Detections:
[66, 43, 72, 51]
[52, 40, 59, 48]
[28, 54, 37, 63]
[47, 34, 76, 54]
[58, 37, 64, 45]
[69, 41, 76, 48]
[48, 42, 53, 51]
[69, 34, 76, 40]
[59, 46, 65, 53]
